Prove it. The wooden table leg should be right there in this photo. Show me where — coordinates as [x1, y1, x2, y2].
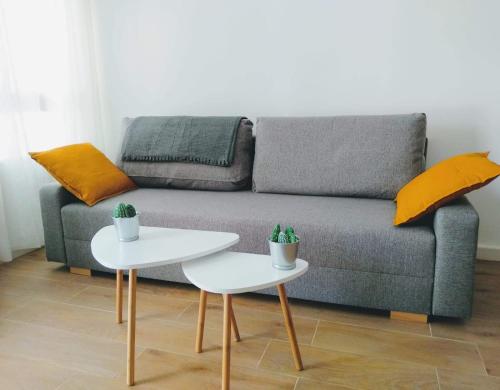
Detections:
[127, 269, 137, 386]
[229, 301, 240, 342]
[196, 290, 239, 354]
[196, 290, 208, 353]
[116, 270, 123, 324]
[277, 283, 303, 371]
[222, 294, 231, 390]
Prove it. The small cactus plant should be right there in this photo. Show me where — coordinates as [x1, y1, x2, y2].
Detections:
[284, 226, 294, 235]
[113, 203, 137, 218]
[270, 224, 299, 244]
[270, 224, 281, 242]
[277, 232, 289, 244]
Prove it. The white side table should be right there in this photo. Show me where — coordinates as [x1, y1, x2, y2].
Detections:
[91, 226, 239, 386]
[182, 251, 308, 390]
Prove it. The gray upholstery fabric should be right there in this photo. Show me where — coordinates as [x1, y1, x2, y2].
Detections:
[61, 188, 435, 277]
[39, 184, 78, 263]
[64, 237, 433, 314]
[432, 197, 479, 318]
[261, 266, 433, 314]
[42, 185, 479, 318]
[252, 114, 427, 199]
[119, 118, 254, 191]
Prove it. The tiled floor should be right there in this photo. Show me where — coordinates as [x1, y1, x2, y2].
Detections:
[1, 249, 499, 389]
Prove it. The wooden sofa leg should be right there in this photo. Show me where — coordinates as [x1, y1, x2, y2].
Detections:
[69, 267, 91, 276]
[390, 311, 428, 323]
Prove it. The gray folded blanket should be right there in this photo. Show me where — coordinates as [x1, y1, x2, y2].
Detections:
[121, 116, 244, 167]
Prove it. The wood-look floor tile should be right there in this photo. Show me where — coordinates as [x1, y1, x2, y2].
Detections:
[431, 317, 500, 347]
[312, 320, 484, 373]
[0, 319, 131, 377]
[231, 293, 431, 336]
[128, 347, 297, 389]
[0, 352, 77, 390]
[67, 285, 122, 311]
[437, 368, 500, 389]
[297, 303, 430, 336]
[177, 302, 317, 344]
[7, 248, 46, 262]
[295, 378, 355, 389]
[475, 274, 500, 294]
[115, 317, 270, 368]
[134, 278, 222, 304]
[6, 294, 270, 369]
[259, 340, 439, 389]
[0, 251, 498, 389]
[0, 257, 115, 288]
[135, 279, 214, 302]
[6, 299, 124, 341]
[0, 257, 62, 275]
[477, 344, 500, 377]
[0, 292, 30, 318]
[475, 260, 500, 277]
[473, 291, 500, 322]
[58, 373, 156, 390]
[68, 285, 193, 322]
[59, 353, 296, 390]
[0, 272, 88, 302]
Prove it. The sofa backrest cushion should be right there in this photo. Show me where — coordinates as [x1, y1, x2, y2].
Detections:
[252, 114, 427, 199]
[119, 117, 254, 191]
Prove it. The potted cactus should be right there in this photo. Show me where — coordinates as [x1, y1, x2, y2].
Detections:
[112, 203, 140, 242]
[268, 224, 299, 270]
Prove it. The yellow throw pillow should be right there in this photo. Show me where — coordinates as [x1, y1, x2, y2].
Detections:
[30, 143, 137, 206]
[394, 152, 500, 225]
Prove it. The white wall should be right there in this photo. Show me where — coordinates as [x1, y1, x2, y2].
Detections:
[93, 0, 500, 256]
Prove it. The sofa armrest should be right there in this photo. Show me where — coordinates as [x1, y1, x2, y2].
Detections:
[432, 196, 479, 318]
[39, 183, 78, 263]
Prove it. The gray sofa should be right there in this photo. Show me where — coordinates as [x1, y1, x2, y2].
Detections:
[39, 114, 479, 319]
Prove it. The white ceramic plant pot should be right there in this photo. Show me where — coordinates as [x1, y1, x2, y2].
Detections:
[269, 240, 299, 270]
[113, 215, 139, 242]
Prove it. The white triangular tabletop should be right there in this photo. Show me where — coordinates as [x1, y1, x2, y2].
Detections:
[182, 251, 308, 294]
[91, 225, 239, 270]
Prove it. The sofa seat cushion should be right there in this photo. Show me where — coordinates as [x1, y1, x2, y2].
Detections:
[61, 189, 435, 278]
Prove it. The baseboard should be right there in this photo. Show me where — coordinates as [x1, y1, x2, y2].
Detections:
[477, 245, 500, 261]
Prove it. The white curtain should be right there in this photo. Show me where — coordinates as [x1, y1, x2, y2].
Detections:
[0, 0, 105, 262]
